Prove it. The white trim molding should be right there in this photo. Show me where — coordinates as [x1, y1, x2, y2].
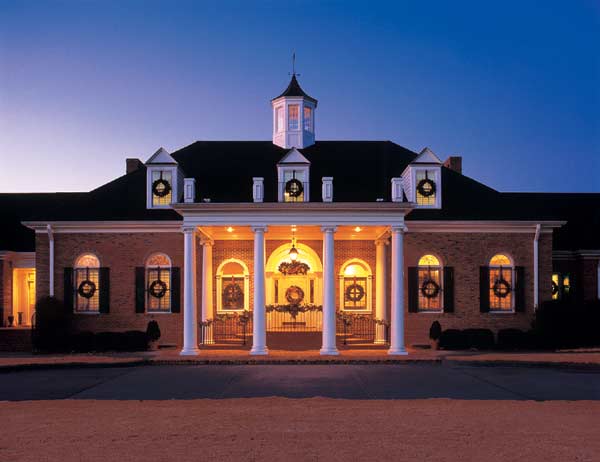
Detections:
[405, 220, 565, 233]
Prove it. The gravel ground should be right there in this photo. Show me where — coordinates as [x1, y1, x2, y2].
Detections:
[1, 398, 598, 461]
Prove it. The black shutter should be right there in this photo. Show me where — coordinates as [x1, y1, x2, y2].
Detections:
[135, 267, 145, 313]
[479, 266, 490, 313]
[408, 267, 418, 313]
[99, 267, 110, 313]
[515, 266, 525, 312]
[171, 267, 181, 313]
[443, 267, 454, 313]
[64, 267, 74, 312]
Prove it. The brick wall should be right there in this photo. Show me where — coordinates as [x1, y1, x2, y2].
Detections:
[0, 259, 13, 327]
[34, 230, 553, 348]
[554, 256, 600, 303]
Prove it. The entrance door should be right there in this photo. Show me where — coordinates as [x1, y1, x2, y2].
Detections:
[12, 269, 36, 326]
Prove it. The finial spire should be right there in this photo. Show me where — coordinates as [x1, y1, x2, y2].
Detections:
[290, 51, 300, 77]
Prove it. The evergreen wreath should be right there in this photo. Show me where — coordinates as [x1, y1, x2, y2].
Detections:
[152, 178, 172, 198]
[551, 280, 559, 296]
[285, 179, 304, 198]
[223, 282, 243, 307]
[285, 285, 305, 305]
[345, 283, 365, 302]
[420, 279, 441, 299]
[416, 178, 436, 197]
[149, 279, 168, 299]
[492, 278, 511, 298]
[77, 280, 97, 299]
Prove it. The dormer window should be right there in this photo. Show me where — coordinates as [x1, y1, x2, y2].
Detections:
[151, 170, 173, 206]
[277, 148, 311, 202]
[415, 170, 437, 206]
[288, 105, 300, 130]
[283, 170, 305, 202]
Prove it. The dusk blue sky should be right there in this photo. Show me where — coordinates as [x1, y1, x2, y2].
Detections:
[1, 0, 598, 193]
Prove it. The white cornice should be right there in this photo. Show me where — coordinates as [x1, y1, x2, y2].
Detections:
[22, 221, 183, 234]
[405, 220, 565, 233]
[554, 250, 600, 259]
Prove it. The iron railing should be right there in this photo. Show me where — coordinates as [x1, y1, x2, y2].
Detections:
[336, 312, 389, 345]
[265, 304, 322, 332]
[200, 311, 251, 346]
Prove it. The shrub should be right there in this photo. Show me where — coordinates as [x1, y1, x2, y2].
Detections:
[497, 328, 529, 350]
[439, 329, 468, 350]
[70, 331, 95, 352]
[94, 332, 120, 351]
[146, 321, 161, 343]
[429, 321, 442, 341]
[463, 328, 495, 350]
[533, 300, 600, 349]
[123, 331, 149, 351]
[32, 296, 72, 352]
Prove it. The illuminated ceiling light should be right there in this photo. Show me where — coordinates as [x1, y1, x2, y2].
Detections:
[354, 226, 362, 233]
[289, 245, 299, 261]
[226, 227, 234, 233]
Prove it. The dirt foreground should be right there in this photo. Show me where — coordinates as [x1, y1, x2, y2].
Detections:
[1, 398, 598, 462]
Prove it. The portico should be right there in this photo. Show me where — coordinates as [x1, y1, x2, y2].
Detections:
[173, 202, 412, 356]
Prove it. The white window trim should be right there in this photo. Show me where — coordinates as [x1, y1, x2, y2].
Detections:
[216, 258, 250, 313]
[277, 166, 310, 202]
[146, 166, 179, 209]
[145, 253, 173, 314]
[417, 256, 444, 313]
[73, 253, 101, 315]
[412, 167, 442, 209]
[338, 258, 373, 313]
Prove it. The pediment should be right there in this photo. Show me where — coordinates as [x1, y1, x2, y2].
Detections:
[277, 148, 310, 165]
[146, 147, 177, 165]
[412, 147, 442, 165]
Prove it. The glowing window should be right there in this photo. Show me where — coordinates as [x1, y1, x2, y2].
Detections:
[342, 262, 369, 311]
[288, 105, 299, 130]
[304, 106, 312, 132]
[217, 259, 249, 312]
[283, 170, 305, 203]
[489, 254, 513, 311]
[415, 170, 436, 206]
[151, 170, 173, 206]
[74, 254, 100, 313]
[276, 107, 284, 132]
[146, 253, 172, 313]
[418, 255, 442, 311]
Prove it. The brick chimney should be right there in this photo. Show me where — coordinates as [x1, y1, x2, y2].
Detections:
[126, 158, 143, 174]
[443, 156, 462, 174]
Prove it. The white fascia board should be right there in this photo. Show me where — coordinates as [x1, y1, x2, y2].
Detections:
[22, 221, 183, 233]
[405, 220, 566, 233]
[145, 147, 177, 165]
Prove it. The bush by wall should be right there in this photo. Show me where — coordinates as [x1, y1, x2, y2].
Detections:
[70, 330, 148, 352]
[439, 329, 468, 350]
[533, 300, 600, 349]
[463, 328, 495, 350]
[497, 328, 532, 350]
[32, 296, 72, 352]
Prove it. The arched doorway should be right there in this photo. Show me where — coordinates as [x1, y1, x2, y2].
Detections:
[265, 243, 323, 339]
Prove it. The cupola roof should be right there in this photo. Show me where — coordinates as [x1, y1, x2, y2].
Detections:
[272, 74, 318, 104]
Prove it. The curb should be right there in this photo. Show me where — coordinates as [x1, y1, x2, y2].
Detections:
[447, 359, 600, 372]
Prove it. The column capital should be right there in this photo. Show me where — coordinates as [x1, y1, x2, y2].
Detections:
[200, 238, 214, 247]
[251, 225, 268, 233]
[321, 225, 337, 233]
[390, 224, 407, 234]
[182, 225, 197, 234]
[375, 236, 389, 246]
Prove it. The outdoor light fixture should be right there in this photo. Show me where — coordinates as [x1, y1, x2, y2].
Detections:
[354, 226, 362, 232]
[289, 230, 299, 261]
[226, 227, 234, 233]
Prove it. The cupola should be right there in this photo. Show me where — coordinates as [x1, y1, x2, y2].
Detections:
[401, 147, 443, 209]
[271, 74, 317, 149]
[145, 147, 183, 209]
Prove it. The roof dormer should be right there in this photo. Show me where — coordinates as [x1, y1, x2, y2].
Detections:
[277, 148, 310, 202]
[271, 74, 317, 149]
[145, 147, 183, 209]
[401, 147, 443, 209]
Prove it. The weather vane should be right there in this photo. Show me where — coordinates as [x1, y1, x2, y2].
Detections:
[289, 51, 300, 77]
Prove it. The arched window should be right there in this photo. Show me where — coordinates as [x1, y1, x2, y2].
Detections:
[145, 253, 172, 312]
[418, 254, 443, 311]
[339, 259, 372, 311]
[74, 253, 100, 312]
[216, 259, 249, 312]
[489, 254, 514, 311]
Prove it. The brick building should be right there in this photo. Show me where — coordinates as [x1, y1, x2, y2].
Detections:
[1, 74, 599, 354]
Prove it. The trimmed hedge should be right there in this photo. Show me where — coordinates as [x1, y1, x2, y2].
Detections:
[497, 328, 532, 350]
[70, 330, 149, 352]
[439, 329, 468, 350]
[32, 296, 72, 352]
[534, 300, 600, 349]
[463, 328, 495, 350]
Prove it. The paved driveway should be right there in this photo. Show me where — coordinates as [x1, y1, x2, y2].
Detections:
[0, 363, 599, 401]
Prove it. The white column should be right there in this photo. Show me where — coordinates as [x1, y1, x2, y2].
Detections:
[320, 225, 339, 355]
[533, 224, 541, 311]
[251, 225, 268, 355]
[180, 227, 200, 356]
[47, 224, 54, 297]
[200, 239, 214, 344]
[375, 237, 388, 344]
[389, 225, 408, 355]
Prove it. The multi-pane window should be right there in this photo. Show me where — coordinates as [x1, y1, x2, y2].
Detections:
[219, 261, 246, 311]
[489, 254, 514, 311]
[288, 105, 299, 130]
[418, 254, 443, 311]
[151, 170, 173, 206]
[342, 263, 369, 310]
[283, 170, 305, 202]
[415, 170, 436, 206]
[146, 253, 171, 312]
[276, 107, 284, 132]
[74, 254, 100, 313]
[551, 272, 571, 300]
[303, 106, 313, 132]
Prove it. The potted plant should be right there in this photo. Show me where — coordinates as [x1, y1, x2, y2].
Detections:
[7, 315, 14, 327]
[146, 320, 161, 350]
[429, 321, 442, 350]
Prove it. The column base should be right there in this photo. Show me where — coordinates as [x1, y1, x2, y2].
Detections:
[388, 348, 408, 356]
[374, 339, 387, 345]
[250, 347, 269, 355]
[180, 347, 201, 356]
[320, 347, 340, 356]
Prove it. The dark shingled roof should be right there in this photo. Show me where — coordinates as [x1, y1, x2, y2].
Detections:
[1, 141, 599, 252]
[272, 75, 317, 104]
